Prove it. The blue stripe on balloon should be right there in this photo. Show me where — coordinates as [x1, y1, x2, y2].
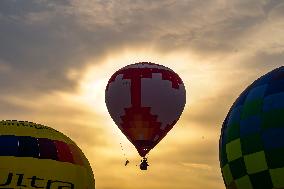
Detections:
[0, 135, 19, 156]
[262, 128, 284, 149]
[240, 115, 261, 137]
[0, 135, 81, 165]
[18, 136, 40, 158]
[263, 92, 284, 112]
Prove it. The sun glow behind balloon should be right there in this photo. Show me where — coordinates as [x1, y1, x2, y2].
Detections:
[73, 49, 193, 156]
[73, 48, 231, 153]
[77, 49, 192, 115]
[0, 47, 236, 188]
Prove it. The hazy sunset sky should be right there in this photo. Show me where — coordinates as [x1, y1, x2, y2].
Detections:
[0, 0, 284, 188]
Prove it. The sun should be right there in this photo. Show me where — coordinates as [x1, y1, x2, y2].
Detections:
[76, 49, 158, 114]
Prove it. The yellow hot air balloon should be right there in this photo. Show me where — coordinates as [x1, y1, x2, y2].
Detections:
[0, 120, 95, 189]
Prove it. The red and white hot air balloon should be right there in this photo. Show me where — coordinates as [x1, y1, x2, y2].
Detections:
[105, 62, 186, 170]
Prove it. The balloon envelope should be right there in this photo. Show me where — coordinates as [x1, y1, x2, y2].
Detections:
[0, 120, 95, 189]
[105, 62, 186, 157]
[220, 66, 284, 189]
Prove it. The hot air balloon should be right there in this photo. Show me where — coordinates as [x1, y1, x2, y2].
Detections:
[220, 66, 284, 188]
[0, 120, 95, 189]
[105, 62, 186, 170]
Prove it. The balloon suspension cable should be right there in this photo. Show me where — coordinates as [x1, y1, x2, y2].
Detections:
[120, 142, 129, 166]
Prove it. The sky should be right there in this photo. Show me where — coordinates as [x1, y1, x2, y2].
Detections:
[0, 0, 284, 188]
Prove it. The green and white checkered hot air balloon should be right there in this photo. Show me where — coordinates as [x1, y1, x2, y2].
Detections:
[220, 67, 284, 189]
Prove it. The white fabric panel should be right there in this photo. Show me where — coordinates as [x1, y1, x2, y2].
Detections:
[141, 73, 186, 129]
[105, 74, 131, 128]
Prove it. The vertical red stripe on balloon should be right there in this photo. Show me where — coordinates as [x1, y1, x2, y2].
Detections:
[122, 68, 141, 107]
[53, 140, 74, 163]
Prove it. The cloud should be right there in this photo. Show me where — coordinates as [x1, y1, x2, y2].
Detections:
[243, 51, 284, 72]
[0, 0, 283, 97]
[0, 0, 94, 95]
[181, 162, 212, 171]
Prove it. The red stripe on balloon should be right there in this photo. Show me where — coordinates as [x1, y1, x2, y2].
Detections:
[68, 143, 85, 166]
[106, 62, 183, 91]
[54, 140, 74, 163]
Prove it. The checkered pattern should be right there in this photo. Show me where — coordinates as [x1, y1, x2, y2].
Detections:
[220, 67, 284, 189]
